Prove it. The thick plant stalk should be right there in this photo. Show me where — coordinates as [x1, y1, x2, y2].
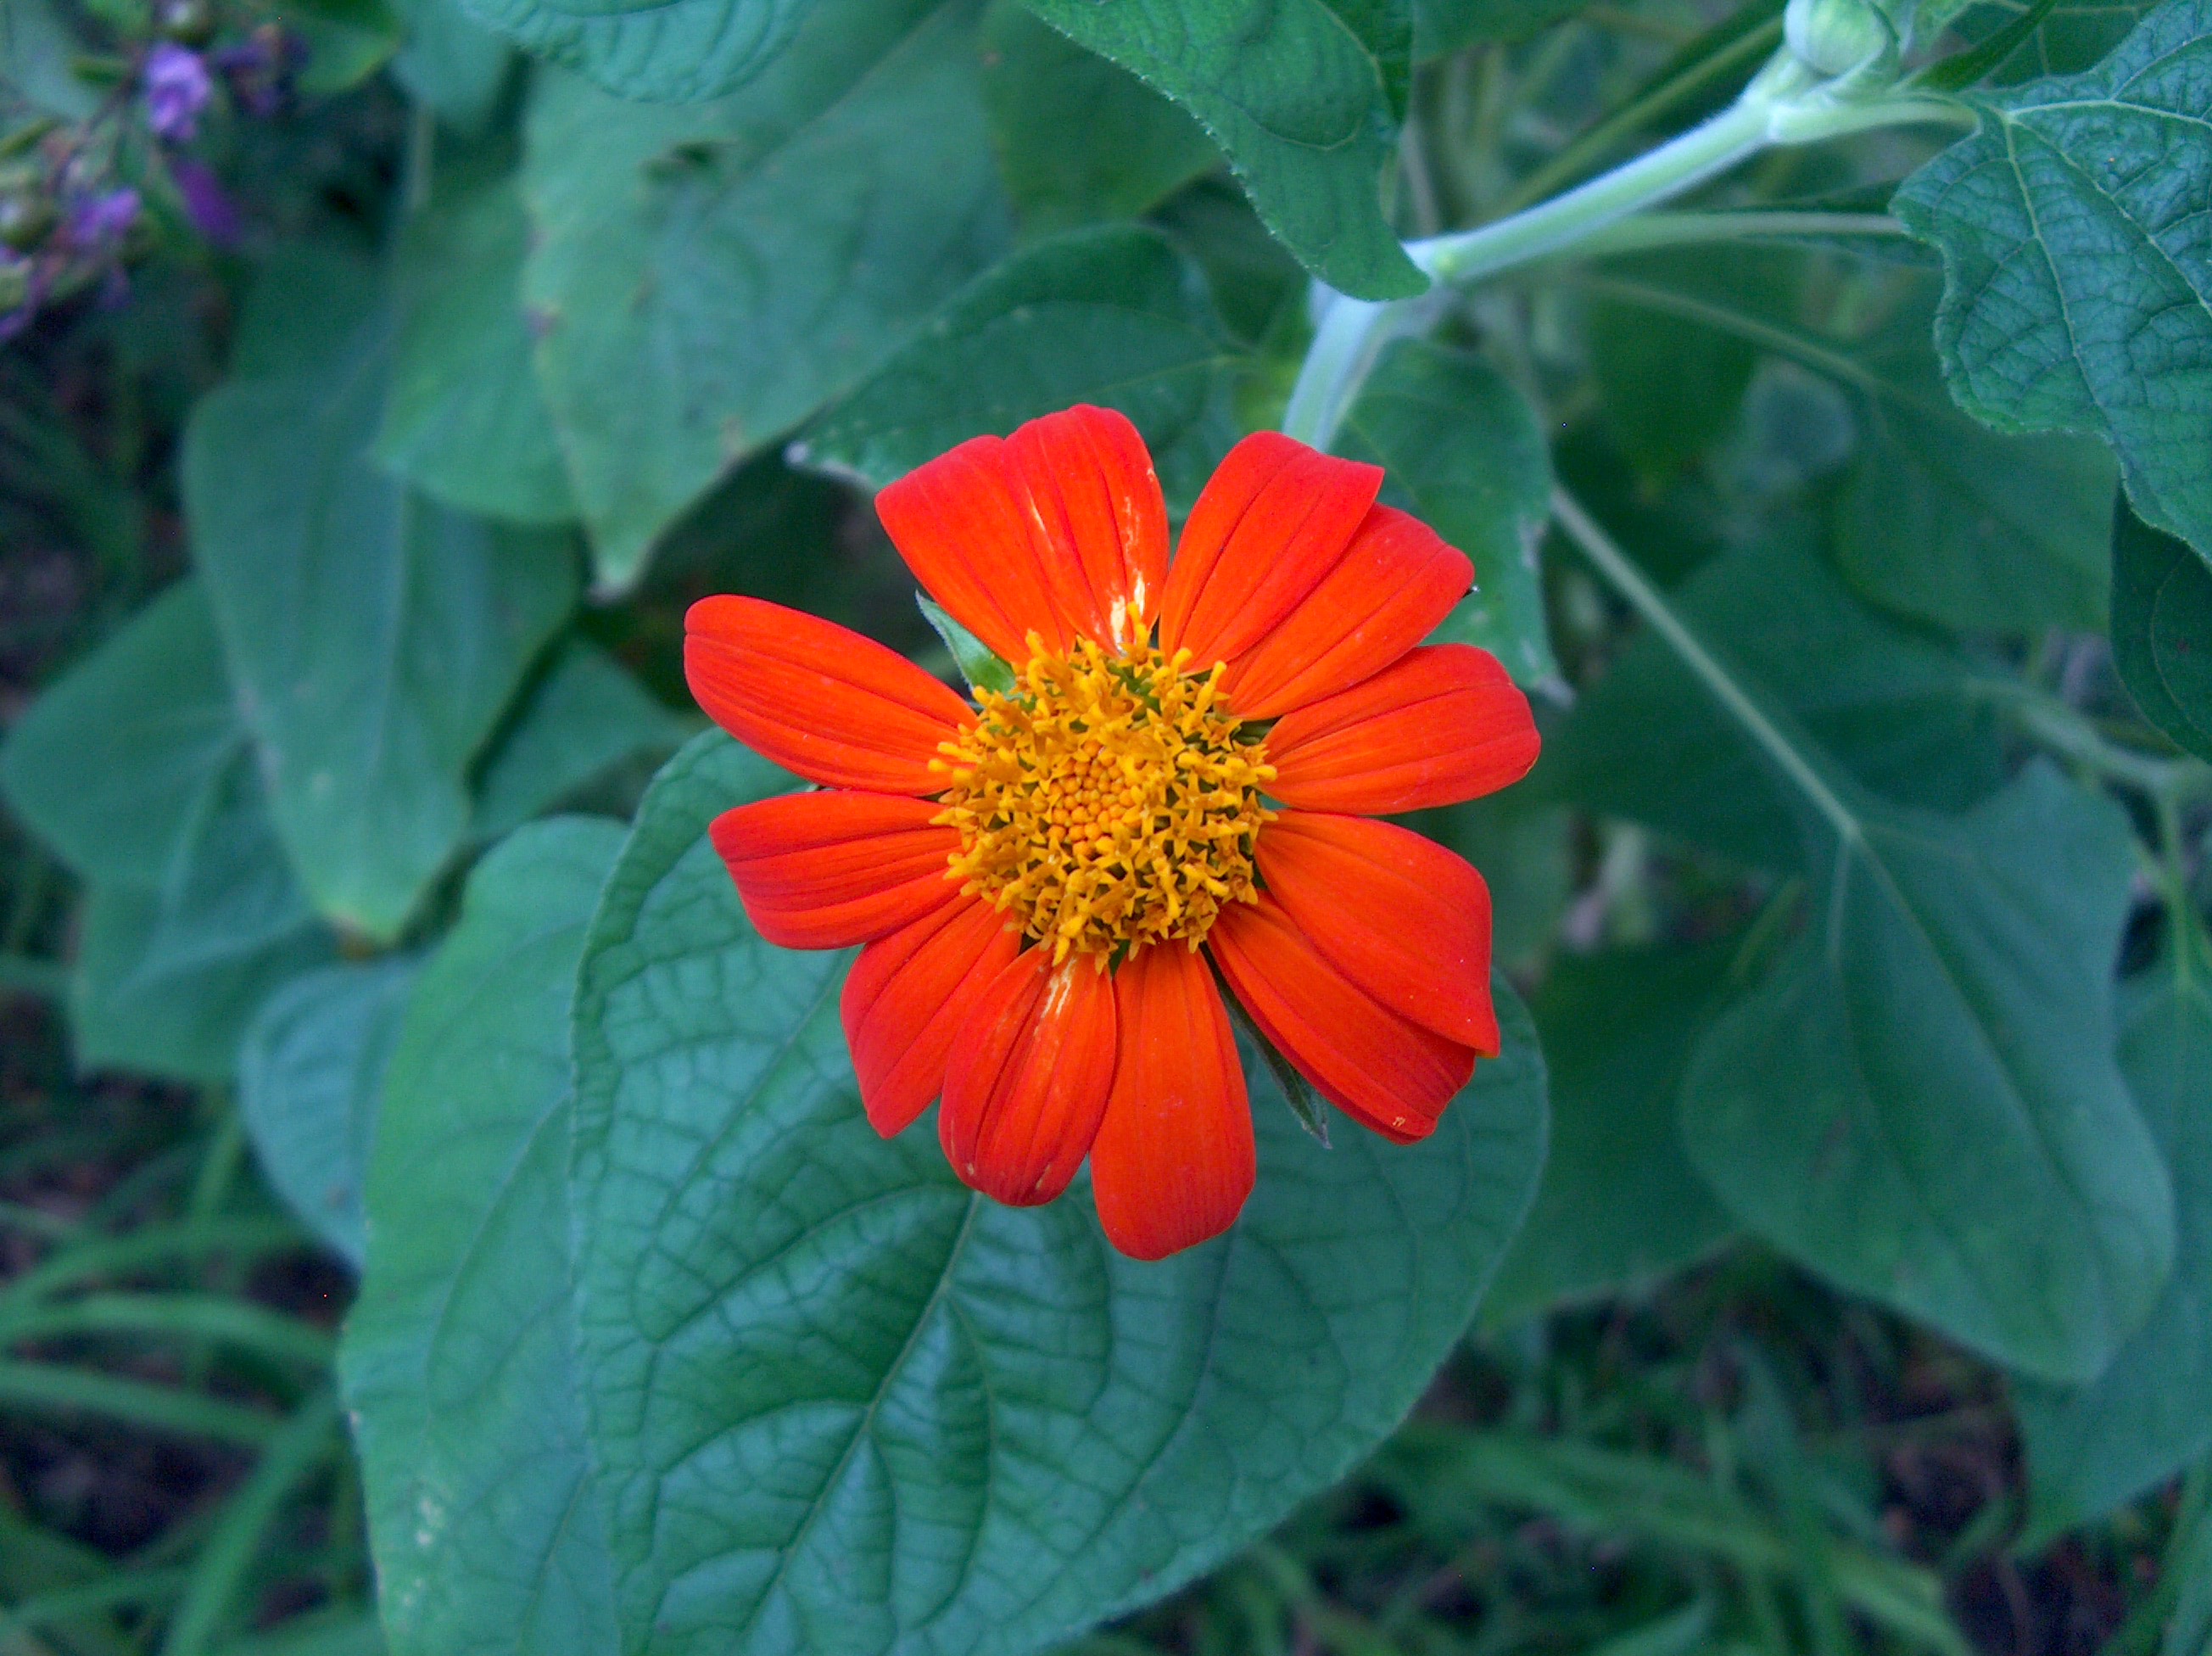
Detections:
[1280, 50, 1969, 451]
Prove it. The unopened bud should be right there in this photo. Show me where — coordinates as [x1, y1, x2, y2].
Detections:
[155, 0, 216, 47]
[0, 172, 55, 252]
[1785, 0, 1892, 76]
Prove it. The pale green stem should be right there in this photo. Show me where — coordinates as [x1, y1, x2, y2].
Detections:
[1281, 47, 1972, 452]
[1566, 208, 1908, 258]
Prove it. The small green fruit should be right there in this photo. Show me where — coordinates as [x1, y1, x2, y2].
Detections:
[0, 187, 58, 253]
[154, 0, 216, 47]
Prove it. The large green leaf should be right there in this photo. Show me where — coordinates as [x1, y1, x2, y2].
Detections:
[1015, 0, 1425, 301]
[458, 0, 814, 103]
[71, 873, 332, 1085]
[1829, 306, 2114, 634]
[376, 171, 576, 527]
[389, 0, 511, 133]
[796, 225, 1243, 511]
[470, 641, 692, 842]
[520, 0, 1012, 592]
[1947, 0, 2154, 82]
[978, 0, 1219, 233]
[0, 0, 100, 117]
[0, 581, 243, 887]
[238, 955, 420, 1269]
[1584, 251, 1786, 483]
[0, 581, 335, 1084]
[1539, 533, 2006, 872]
[2015, 928, 2212, 1536]
[1338, 338, 1557, 685]
[1556, 495, 2168, 1379]
[1574, 260, 2114, 634]
[2112, 501, 2212, 763]
[343, 818, 627, 1656]
[185, 249, 578, 942]
[1893, 0, 2212, 568]
[565, 732, 1546, 1655]
[1483, 941, 1738, 1325]
[1680, 764, 2168, 1383]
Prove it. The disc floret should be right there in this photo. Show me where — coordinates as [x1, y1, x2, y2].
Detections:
[933, 634, 1276, 964]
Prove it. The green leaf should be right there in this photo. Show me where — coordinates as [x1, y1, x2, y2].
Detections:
[1337, 338, 1557, 685]
[1413, 0, 1589, 55]
[72, 876, 333, 1085]
[0, 581, 243, 886]
[565, 731, 1546, 1655]
[1483, 941, 1738, 1325]
[184, 248, 579, 941]
[1943, 0, 2153, 82]
[520, 0, 1011, 591]
[1539, 532, 2006, 873]
[1015, 0, 1426, 301]
[2112, 499, 2212, 764]
[281, 0, 405, 92]
[457, 0, 814, 103]
[916, 595, 1015, 697]
[796, 224, 1243, 512]
[389, 0, 512, 135]
[1584, 251, 1786, 482]
[237, 955, 420, 1269]
[2015, 929, 2212, 1536]
[1892, 0, 2212, 568]
[375, 171, 575, 527]
[0, 581, 336, 1085]
[342, 817, 628, 1656]
[978, 0, 1220, 233]
[1680, 763, 2170, 1383]
[0, 0, 101, 118]
[1829, 306, 2114, 634]
[470, 640, 691, 842]
[1575, 259, 2114, 634]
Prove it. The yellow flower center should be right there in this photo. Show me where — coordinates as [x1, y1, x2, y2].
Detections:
[932, 634, 1276, 965]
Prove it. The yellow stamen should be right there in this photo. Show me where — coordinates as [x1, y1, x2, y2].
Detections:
[932, 633, 1276, 965]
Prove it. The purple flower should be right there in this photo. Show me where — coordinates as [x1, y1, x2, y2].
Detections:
[143, 43, 213, 143]
[167, 154, 241, 248]
[211, 25, 301, 119]
[62, 187, 139, 253]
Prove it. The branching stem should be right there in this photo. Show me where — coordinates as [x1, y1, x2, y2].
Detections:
[1282, 44, 1972, 450]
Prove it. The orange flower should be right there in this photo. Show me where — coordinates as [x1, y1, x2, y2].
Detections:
[684, 406, 1539, 1260]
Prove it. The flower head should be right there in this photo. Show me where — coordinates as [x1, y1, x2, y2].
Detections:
[684, 407, 1539, 1260]
[143, 43, 213, 143]
[60, 187, 138, 254]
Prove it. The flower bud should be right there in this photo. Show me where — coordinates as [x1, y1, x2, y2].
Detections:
[1785, 0, 1893, 76]
[0, 181, 57, 252]
[155, 0, 216, 47]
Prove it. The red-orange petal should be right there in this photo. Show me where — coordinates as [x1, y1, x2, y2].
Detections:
[940, 949, 1119, 1206]
[709, 790, 958, 951]
[1266, 644, 1539, 814]
[1209, 896, 1477, 1144]
[875, 406, 1167, 663]
[843, 895, 1023, 1138]
[1257, 811, 1500, 1055]
[1004, 405, 1169, 650]
[1158, 431, 1384, 669]
[684, 596, 974, 795]
[1217, 505, 1472, 720]
[1089, 945, 1254, 1261]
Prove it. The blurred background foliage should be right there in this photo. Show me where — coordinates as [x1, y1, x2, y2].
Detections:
[0, 0, 2207, 1650]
